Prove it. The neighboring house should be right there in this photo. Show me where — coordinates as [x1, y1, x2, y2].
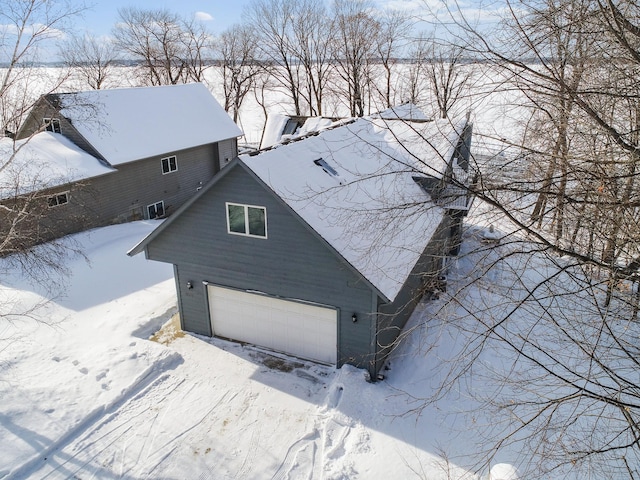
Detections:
[10, 83, 242, 245]
[129, 105, 473, 378]
[0, 132, 115, 252]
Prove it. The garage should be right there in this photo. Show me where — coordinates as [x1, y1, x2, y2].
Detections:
[206, 285, 338, 364]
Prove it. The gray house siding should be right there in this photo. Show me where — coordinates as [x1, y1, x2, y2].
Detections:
[0, 180, 101, 250]
[375, 213, 454, 373]
[144, 164, 380, 371]
[2, 143, 219, 245]
[80, 143, 218, 225]
[218, 138, 237, 169]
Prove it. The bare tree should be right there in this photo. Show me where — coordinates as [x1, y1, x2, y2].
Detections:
[245, 0, 304, 115]
[181, 18, 214, 84]
[426, 41, 472, 119]
[331, 0, 380, 117]
[59, 33, 117, 89]
[401, 33, 432, 105]
[398, 0, 640, 477]
[217, 24, 261, 123]
[0, 0, 85, 134]
[0, 0, 86, 288]
[374, 9, 412, 109]
[289, 0, 333, 116]
[112, 7, 212, 86]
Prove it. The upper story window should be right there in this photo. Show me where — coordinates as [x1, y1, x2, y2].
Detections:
[43, 118, 61, 134]
[161, 155, 177, 174]
[226, 202, 267, 238]
[48, 192, 68, 207]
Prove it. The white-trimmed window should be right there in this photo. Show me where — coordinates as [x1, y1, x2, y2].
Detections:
[43, 118, 61, 134]
[48, 192, 68, 207]
[161, 155, 177, 174]
[226, 202, 267, 238]
[147, 201, 165, 219]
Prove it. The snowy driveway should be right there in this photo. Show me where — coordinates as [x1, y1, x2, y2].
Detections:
[23, 331, 341, 479]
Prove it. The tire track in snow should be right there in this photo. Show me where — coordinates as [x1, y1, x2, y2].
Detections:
[271, 382, 356, 479]
[9, 352, 182, 480]
[234, 418, 261, 480]
[271, 429, 320, 480]
[39, 373, 184, 479]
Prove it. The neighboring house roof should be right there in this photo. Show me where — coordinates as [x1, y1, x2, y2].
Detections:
[260, 113, 339, 149]
[375, 103, 432, 121]
[0, 132, 115, 200]
[242, 115, 463, 301]
[54, 83, 243, 166]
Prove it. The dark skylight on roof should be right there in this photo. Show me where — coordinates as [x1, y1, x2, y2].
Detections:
[313, 158, 339, 177]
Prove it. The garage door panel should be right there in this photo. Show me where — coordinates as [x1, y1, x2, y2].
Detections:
[207, 285, 337, 364]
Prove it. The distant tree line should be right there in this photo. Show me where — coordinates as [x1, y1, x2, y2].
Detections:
[60, 0, 472, 122]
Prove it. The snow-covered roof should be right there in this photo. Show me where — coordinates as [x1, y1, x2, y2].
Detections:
[260, 113, 340, 149]
[241, 115, 463, 301]
[56, 83, 243, 166]
[375, 103, 431, 122]
[0, 132, 115, 199]
[260, 113, 291, 149]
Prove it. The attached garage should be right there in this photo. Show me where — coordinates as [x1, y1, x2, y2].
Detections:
[206, 284, 338, 364]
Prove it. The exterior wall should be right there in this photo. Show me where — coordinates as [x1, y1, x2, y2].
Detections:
[74, 143, 219, 227]
[374, 212, 455, 374]
[1, 143, 219, 247]
[0, 182, 95, 251]
[144, 164, 379, 372]
[218, 138, 238, 169]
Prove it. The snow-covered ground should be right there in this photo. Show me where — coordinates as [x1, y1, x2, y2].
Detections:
[0, 214, 525, 479]
[0, 64, 533, 479]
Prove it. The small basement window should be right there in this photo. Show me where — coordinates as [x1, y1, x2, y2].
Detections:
[226, 202, 267, 238]
[48, 192, 68, 207]
[313, 158, 339, 177]
[147, 201, 165, 219]
[43, 118, 61, 134]
[161, 155, 177, 174]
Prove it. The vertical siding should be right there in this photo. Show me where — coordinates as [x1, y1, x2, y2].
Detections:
[145, 165, 378, 372]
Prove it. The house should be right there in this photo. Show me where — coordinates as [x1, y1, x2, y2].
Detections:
[8, 83, 242, 245]
[128, 105, 473, 378]
[0, 132, 115, 253]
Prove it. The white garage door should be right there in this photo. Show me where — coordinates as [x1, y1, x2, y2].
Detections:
[207, 285, 338, 364]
